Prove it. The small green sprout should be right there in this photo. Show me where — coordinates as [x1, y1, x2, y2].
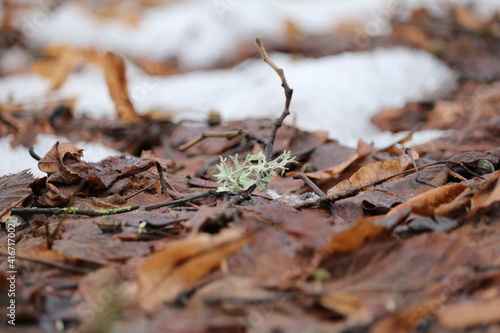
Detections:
[137, 221, 147, 234]
[215, 151, 297, 192]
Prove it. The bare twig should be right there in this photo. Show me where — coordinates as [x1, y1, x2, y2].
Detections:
[143, 190, 218, 211]
[255, 38, 293, 160]
[292, 174, 326, 197]
[293, 173, 336, 214]
[10, 205, 140, 216]
[178, 39, 293, 162]
[0, 251, 88, 274]
[179, 130, 267, 152]
[405, 148, 437, 188]
[227, 184, 257, 206]
[28, 146, 41, 161]
[293, 159, 480, 209]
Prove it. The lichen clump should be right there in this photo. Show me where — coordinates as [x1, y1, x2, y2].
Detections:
[215, 151, 297, 192]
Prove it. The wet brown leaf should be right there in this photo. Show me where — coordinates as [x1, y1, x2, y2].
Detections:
[0, 169, 34, 221]
[327, 160, 406, 196]
[388, 183, 467, 217]
[438, 298, 500, 329]
[137, 228, 252, 310]
[469, 170, 500, 215]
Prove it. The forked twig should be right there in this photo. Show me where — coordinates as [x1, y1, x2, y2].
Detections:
[255, 38, 294, 160]
[179, 39, 293, 161]
[179, 130, 267, 152]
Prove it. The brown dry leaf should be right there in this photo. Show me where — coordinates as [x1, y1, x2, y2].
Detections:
[452, 5, 484, 31]
[306, 151, 359, 181]
[469, 170, 500, 215]
[319, 292, 367, 317]
[38, 141, 84, 180]
[388, 183, 468, 217]
[0, 169, 34, 221]
[48, 48, 80, 90]
[103, 51, 141, 124]
[371, 102, 434, 132]
[137, 228, 252, 310]
[31, 46, 86, 90]
[438, 298, 500, 329]
[327, 160, 406, 196]
[304, 139, 374, 181]
[318, 211, 408, 258]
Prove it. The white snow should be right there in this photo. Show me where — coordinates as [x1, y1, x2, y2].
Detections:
[1, 0, 499, 177]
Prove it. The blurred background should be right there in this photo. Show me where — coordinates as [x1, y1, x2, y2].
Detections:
[1, 0, 499, 175]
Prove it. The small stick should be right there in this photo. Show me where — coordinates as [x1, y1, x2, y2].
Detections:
[143, 190, 217, 211]
[154, 161, 169, 195]
[10, 205, 140, 216]
[405, 148, 437, 188]
[293, 173, 336, 214]
[179, 130, 267, 152]
[28, 146, 41, 161]
[123, 184, 155, 200]
[293, 174, 326, 197]
[177, 39, 294, 162]
[227, 184, 257, 206]
[255, 38, 293, 161]
[0, 251, 87, 275]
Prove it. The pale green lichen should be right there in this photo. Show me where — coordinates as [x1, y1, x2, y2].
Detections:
[215, 151, 297, 192]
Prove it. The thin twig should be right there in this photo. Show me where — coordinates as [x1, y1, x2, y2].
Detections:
[293, 159, 480, 209]
[28, 146, 41, 161]
[178, 39, 293, 162]
[123, 184, 155, 200]
[292, 174, 326, 197]
[293, 173, 336, 215]
[255, 38, 293, 161]
[154, 161, 169, 195]
[405, 148, 437, 188]
[0, 251, 88, 275]
[179, 129, 267, 152]
[10, 205, 140, 216]
[143, 191, 218, 211]
[227, 184, 257, 206]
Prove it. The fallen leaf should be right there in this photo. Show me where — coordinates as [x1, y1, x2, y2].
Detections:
[137, 228, 252, 310]
[438, 298, 500, 329]
[0, 169, 34, 221]
[452, 5, 484, 31]
[38, 141, 85, 179]
[103, 51, 141, 124]
[318, 210, 409, 258]
[327, 160, 406, 196]
[319, 292, 366, 317]
[388, 183, 467, 217]
[469, 170, 500, 215]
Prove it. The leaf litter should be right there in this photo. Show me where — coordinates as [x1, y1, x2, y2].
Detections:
[1, 4, 500, 333]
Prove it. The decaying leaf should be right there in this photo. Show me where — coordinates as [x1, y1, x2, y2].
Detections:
[319, 292, 367, 317]
[438, 298, 500, 329]
[137, 228, 252, 310]
[38, 141, 85, 179]
[469, 170, 500, 215]
[388, 183, 468, 217]
[37, 141, 158, 205]
[0, 169, 34, 221]
[103, 51, 141, 124]
[327, 160, 406, 196]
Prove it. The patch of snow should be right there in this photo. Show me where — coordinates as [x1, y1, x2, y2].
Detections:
[18, 0, 500, 69]
[0, 48, 33, 75]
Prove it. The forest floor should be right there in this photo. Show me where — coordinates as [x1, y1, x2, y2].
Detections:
[1, 3, 500, 333]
